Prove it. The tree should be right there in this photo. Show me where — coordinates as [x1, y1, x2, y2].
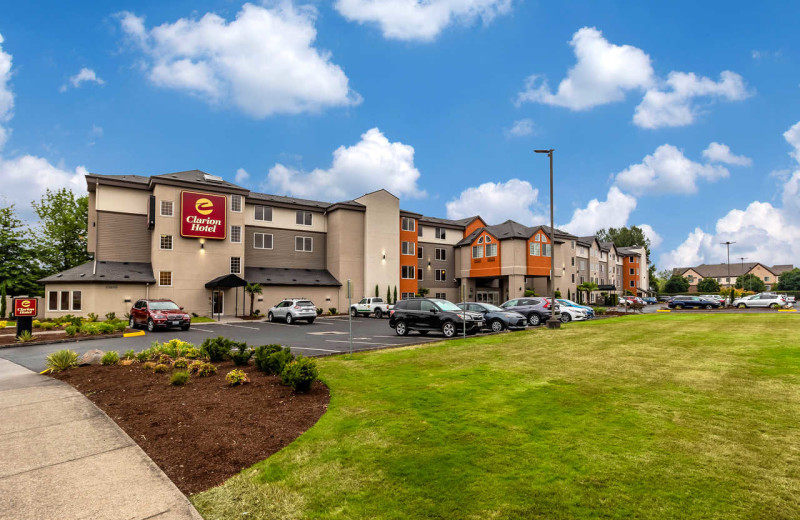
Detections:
[0, 204, 41, 296]
[417, 287, 430, 297]
[697, 277, 720, 293]
[598, 225, 657, 292]
[577, 281, 599, 305]
[375, 284, 379, 297]
[664, 275, 689, 293]
[393, 286, 398, 304]
[32, 188, 90, 274]
[386, 285, 391, 304]
[735, 273, 766, 293]
[775, 268, 800, 291]
[244, 283, 262, 316]
[0, 282, 5, 318]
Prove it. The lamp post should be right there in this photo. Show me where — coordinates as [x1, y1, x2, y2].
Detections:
[739, 257, 748, 293]
[721, 241, 735, 289]
[535, 148, 560, 329]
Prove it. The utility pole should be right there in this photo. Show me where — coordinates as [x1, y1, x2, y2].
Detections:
[739, 257, 748, 293]
[535, 148, 560, 329]
[721, 241, 735, 289]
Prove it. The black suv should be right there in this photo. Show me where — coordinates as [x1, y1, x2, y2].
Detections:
[499, 297, 560, 326]
[389, 298, 484, 338]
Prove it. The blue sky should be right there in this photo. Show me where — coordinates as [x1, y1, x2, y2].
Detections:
[1, 0, 799, 270]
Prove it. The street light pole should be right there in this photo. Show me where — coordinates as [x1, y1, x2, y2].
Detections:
[739, 257, 748, 293]
[721, 241, 735, 288]
[535, 148, 560, 329]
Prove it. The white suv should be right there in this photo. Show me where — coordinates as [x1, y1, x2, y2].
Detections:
[733, 293, 789, 309]
[268, 298, 318, 324]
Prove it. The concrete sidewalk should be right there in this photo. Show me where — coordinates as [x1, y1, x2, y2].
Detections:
[0, 358, 202, 520]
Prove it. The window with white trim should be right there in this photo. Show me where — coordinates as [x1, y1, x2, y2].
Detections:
[231, 194, 242, 212]
[230, 257, 241, 274]
[254, 232, 273, 249]
[160, 234, 173, 250]
[435, 269, 447, 282]
[255, 205, 273, 221]
[401, 217, 415, 232]
[534, 233, 540, 242]
[435, 292, 447, 299]
[401, 265, 415, 279]
[544, 244, 552, 257]
[418, 246, 423, 259]
[435, 248, 446, 261]
[295, 236, 313, 252]
[401, 292, 415, 299]
[60, 291, 69, 311]
[478, 236, 484, 244]
[485, 243, 497, 257]
[72, 291, 82, 311]
[472, 245, 483, 259]
[630, 280, 635, 287]
[435, 227, 446, 239]
[48, 291, 57, 311]
[230, 225, 241, 243]
[530, 242, 540, 256]
[159, 271, 172, 286]
[417, 268, 423, 281]
[402, 241, 415, 255]
[296, 210, 313, 226]
[160, 200, 174, 217]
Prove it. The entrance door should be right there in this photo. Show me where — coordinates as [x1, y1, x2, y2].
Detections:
[212, 290, 224, 315]
[476, 291, 498, 305]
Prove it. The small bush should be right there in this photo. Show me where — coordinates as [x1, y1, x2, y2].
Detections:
[524, 289, 537, 297]
[111, 320, 128, 332]
[316, 308, 323, 316]
[105, 311, 116, 321]
[86, 312, 98, 322]
[0, 320, 7, 329]
[201, 336, 233, 362]
[190, 362, 217, 377]
[328, 307, 337, 315]
[65, 325, 78, 337]
[254, 344, 283, 372]
[123, 349, 136, 360]
[142, 361, 155, 370]
[226, 369, 250, 386]
[46, 349, 78, 372]
[231, 342, 253, 366]
[67, 316, 83, 327]
[183, 346, 202, 359]
[97, 322, 115, 334]
[173, 358, 189, 370]
[170, 371, 190, 386]
[101, 351, 119, 365]
[16, 331, 34, 342]
[157, 354, 173, 366]
[39, 322, 57, 330]
[135, 350, 149, 363]
[256, 345, 294, 375]
[592, 307, 608, 315]
[81, 323, 100, 336]
[153, 363, 169, 373]
[280, 356, 318, 393]
[32, 319, 41, 328]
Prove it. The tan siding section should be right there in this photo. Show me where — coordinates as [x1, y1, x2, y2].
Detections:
[244, 226, 326, 269]
[96, 211, 151, 262]
[417, 242, 456, 289]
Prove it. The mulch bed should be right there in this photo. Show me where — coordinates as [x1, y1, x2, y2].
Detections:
[52, 361, 330, 494]
[0, 330, 132, 346]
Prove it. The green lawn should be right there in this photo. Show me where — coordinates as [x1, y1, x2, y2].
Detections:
[192, 314, 800, 519]
[191, 316, 216, 323]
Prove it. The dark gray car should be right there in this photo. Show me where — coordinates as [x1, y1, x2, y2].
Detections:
[499, 297, 560, 326]
[456, 302, 527, 332]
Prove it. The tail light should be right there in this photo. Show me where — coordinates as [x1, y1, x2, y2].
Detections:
[294, 305, 300, 309]
[542, 301, 550, 309]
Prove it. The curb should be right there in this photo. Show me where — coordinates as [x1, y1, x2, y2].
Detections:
[0, 332, 129, 350]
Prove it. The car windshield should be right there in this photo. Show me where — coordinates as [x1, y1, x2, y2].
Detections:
[559, 299, 579, 306]
[483, 304, 503, 311]
[432, 299, 461, 312]
[149, 301, 180, 311]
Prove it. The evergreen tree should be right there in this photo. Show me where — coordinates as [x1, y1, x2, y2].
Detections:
[697, 277, 721, 293]
[775, 268, 800, 291]
[393, 286, 398, 304]
[375, 284, 379, 297]
[386, 285, 391, 304]
[0, 204, 40, 295]
[0, 282, 6, 318]
[664, 275, 690, 293]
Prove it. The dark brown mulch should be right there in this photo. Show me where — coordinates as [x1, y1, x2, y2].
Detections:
[0, 330, 131, 346]
[52, 362, 330, 494]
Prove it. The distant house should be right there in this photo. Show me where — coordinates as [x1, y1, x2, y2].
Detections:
[672, 263, 794, 292]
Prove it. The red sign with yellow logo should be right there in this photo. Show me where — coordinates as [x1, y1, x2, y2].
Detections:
[180, 191, 227, 239]
[14, 298, 38, 317]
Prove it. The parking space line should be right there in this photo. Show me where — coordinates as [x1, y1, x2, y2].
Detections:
[219, 324, 261, 330]
[324, 339, 398, 346]
[191, 328, 215, 333]
[289, 346, 342, 353]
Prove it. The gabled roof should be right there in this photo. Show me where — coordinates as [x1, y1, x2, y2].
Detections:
[39, 261, 156, 284]
[617, 246, 644, 256]
[673, 262, 795, 278]
[455, 221, 576, 247]
[417, 215, 469, 229]
[151, 170, 245, 191]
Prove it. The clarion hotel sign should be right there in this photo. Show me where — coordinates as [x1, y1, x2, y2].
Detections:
[180, 190, 227, 240]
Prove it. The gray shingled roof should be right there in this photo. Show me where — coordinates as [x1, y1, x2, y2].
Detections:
[152, 170, 245, 190]
[39, 261, 156, 284]
[87, 173, 150, 185]
[674, 262, 794, 278]
[244, 267, 341, 286]
[417, 215, 469, 228]
[455, 221, 576, 247]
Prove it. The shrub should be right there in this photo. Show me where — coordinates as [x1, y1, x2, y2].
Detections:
[86, 312, 98, 322]
[554, 290, 562, 298]
[101, 351, 120, 365]
[256, 346, 294, 375]
[183, 346, 202, 359]
[97, 322, 115, 334]
[153, 363, 169, 373]
[201, 336, 233, 362]
[316, 308, 323, 316]
[66, 315, 83, 327]
[226, 369, 250, 386]
[157, 354, 173, 366]
[105, 311, 116, 321]
[135, 350, 149, 363]
[46, 349, 78, 372]
[0, 320, 7, 329]
[280, 356, 318, 393]
[16, 331, 34, 342]
[123, 349, 136, 360]
[190, 362, 217, 377]
[65, 325, 78, 337]
[231, 342, 253, 366]
[524, 289, 537, 297]
[254, 344, 283, 372]
[591, 307, 608, 315]
[111, 320, 128, 332]
[142, 361, 155, 370]
[173, 358, 189, 370]
[32, 319, 41, 328]
[170, 371, 190, 386]
[328, 307, 337, 315]
[39, 322, 57, 331]
[80, 323, 100, 335]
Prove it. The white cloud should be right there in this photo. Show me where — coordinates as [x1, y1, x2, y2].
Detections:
[661, 121, 800, 269]
[702, 142, 752, 166]
[614, 144, 729, 196]
[446, 179, 542, 224]
[634, 71, 751, 129]
[117, 3, 360, 118]
[0, 34, 13, 150]
[60, 67, 105, 92]
[235, 167, 250, 184]
[267, 127, 425, 201]
[334, 0, 512, 42]
[505, 118, 534, 137]
[516, 27, 654, 110]
[638, 223, 662, 248]
[561, 186, 637, 236]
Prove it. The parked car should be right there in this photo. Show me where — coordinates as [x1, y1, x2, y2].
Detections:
[499, 297, 560, 327]
[389, 298, 483, 337]
[657, 295, 672, 302]
[350, 297, 392, 318]
[778, 294, 797, 304]
[129, 299, 191, 332]
[558, 305, 588, 323]
[267, 298, 317, 324]
[668, 296, 721, 309]
[456, 302, 526, 332]
[643, 297, 657, 305]
[558, 299, 595, 318]
[699, 294, 726, 306]
[732, 293, 789, 309]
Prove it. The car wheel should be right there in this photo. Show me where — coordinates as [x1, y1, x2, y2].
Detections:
[285, 314, 294, 325]
[181, 324, 190, 331]
[129, 316, 136, 329]
[704, 304, 713, 310]
[560, 313, 571, 323]
[528, 314, 541, 326]
[738, 303, 746, 309]
[351, 307, 357, 318]
[268, 312, 274, 322]
[395, 320, 408, 336]
[490, 320, 505, 333]
[676, 304, 684, 309]
[770, 303, 780, 309]
[147, 319, 155, 332]
[307, 318, 315, 324]
[442, 321, 456, 338]
[374, 308, 383, 319]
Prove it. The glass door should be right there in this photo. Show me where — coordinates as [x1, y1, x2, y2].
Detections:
[212, 290, 224, 315]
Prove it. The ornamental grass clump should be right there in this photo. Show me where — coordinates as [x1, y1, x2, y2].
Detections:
[46, 349, 78, 372]
[170, 371, 190, 386]
[142, 361, 156, 370]
[225, 369, 250, 386]
[100, 351, 119, 365]
[16, 331, 34, 342]
[280, 356, 318, 393]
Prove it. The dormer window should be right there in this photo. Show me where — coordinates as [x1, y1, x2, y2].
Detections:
[485, 236, 492, 243]
[478, 236, 484, 244]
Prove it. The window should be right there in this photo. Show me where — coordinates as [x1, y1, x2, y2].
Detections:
[159, 271, 172, 286]
[60, 291, 70, 311]
[295, 236, 313, 252]
[435, 227, 446, 239]
[478, 236, 484, 244]
[230, 257, 241, 274]
[472, 245, 483, 259]
[571, 273, 575, 283]
[255, 205, 273, 222]
[160, 200, 173, 217]
[402, 241, 415, 255]
[571, 240, 575, 249]
[534, 234, 540, 242]
[530, 242, 540, 256]
[48, 291, 57, 311]
[579, 260, 586, 270]
[418, 246, 423, 259]
[629, 256, 634, 262]
[485, 236, 492, 243]
[630, 280, 635, 287]
[160, 234, 173, 250]
[571, 257, 575, 266]
[435, 292, 447, 299]
[401, 217, 415, 232]
[418, 226, 423, 237]
[401, 265, 415, 279]
[544, 244, 552, 257]
[231, 194, 242, 212]
[435, 248, 446, 261]
[485, 243, 497, 257]
[72, 291, 82, 311]
[435, 269, 447, 281]
[401, 292, 415, 299]
[418, 268, 423, 281]
[254, 232, 273, 249]
[296, 210, 313, 226]
[230, 225, 241, 243]
[765, 276, 770, 282]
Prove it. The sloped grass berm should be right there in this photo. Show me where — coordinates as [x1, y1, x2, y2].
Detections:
[193, 313, 800, 519]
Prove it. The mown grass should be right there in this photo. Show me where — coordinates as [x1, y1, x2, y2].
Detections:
[192, 314, 800, 519]
[191, 316, 216, 323]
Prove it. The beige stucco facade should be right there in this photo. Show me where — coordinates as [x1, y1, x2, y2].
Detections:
[355, 190, 400, 299]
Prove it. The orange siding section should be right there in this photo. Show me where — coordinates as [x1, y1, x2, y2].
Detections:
[463, 217, 487, 238]
[526, 229, 551, 276]
[399, 218, 418, 297]
[469, 230, 501, 278]
[623, 255, 640, 292]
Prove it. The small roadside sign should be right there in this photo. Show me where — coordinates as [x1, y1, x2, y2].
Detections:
[14, 298, 37, 317]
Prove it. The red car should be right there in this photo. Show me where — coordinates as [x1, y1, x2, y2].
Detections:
[129, 299, 191, 332]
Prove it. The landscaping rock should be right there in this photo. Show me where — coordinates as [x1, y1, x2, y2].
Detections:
[78, 349, 105, 366]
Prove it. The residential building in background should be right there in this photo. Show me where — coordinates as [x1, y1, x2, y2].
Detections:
[672, 263, 794, 292]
